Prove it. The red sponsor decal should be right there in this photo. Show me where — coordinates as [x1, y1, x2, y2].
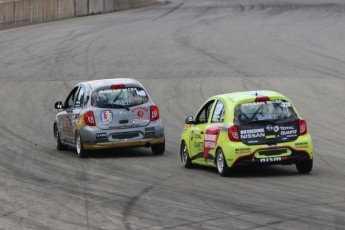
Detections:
[131, 105, 148, 113]
[204, 126, 222, 159]
[137, 110, 144, 117]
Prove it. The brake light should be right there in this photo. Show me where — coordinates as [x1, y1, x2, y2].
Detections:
[111, 84, 125, 89]
[84, 111, 96, 126]
[255, 96, 269, 102]
[228, 126, 240, 142]
[299, 119, 307, 136]
[150, 106, 159, 121]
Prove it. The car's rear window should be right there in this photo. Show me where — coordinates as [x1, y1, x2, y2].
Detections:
[91, 87, 149, 108]
[235, 100, 297, 123]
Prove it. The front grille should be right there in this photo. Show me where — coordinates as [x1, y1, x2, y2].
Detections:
[112, 132, 139, 139]
[259, 149, 287, 156]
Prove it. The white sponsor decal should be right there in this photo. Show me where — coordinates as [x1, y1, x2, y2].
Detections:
[204, 141, 216, 149]
[204, 134, 217, 141]
[260, 157, 282, 163]
[241, 128, 265, 139]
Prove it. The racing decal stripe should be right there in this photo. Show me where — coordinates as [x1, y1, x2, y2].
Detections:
[190, 152, 216, 162]
[190, 152, 204, 161]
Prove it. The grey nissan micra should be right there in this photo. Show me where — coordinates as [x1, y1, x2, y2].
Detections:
[54, 78, 165, 157]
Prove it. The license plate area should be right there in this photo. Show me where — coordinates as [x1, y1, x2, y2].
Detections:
[112, 132, 139, 139]
[258, 149, 288, 157]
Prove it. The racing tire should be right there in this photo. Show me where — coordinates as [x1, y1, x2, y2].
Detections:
[151, 140, 165, 155]
[76, 133, 88, 158]
[296, 158, 313, 174]
[55, 125, 67, 151]
[180, 141, 193, 168]
[216, 148, 231, 177]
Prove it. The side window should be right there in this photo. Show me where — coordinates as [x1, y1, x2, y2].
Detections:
[75, 87, 85, 108]
[195, 100, 215, 124]
[64, 86, 79, 109]
[211, 100, 225, 123]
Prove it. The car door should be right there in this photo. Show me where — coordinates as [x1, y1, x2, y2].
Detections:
[204, 99, 226, 165]
[70, 86, 86, 144]
[62, 86, 79, 143]
[189, 99, 215, 165]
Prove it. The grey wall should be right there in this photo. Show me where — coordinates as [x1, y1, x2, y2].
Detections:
[0, 0, 156, 28]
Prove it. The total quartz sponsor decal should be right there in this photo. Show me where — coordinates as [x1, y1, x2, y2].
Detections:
[204, 126, 222, 159]
[279, 126, 297, 136]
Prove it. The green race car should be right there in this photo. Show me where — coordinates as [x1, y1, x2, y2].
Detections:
[180, 90, 313, 176]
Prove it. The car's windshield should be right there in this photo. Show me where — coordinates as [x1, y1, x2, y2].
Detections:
[91, 87, 149, 108]
[235, 100, 297, 123]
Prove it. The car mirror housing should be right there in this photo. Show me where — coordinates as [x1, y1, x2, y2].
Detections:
[185, 116, 194, 124]
[54, 101, 64, 109]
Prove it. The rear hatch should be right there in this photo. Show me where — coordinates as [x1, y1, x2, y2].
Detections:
[91, 86, 151, 130]
[234, 100, 299, 145]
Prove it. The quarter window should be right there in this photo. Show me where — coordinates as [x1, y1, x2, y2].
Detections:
[211, 100, 225, 123]
[75, 87, 85, 108]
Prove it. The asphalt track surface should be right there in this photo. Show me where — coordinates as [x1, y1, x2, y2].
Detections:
[1, 0, 345, 229]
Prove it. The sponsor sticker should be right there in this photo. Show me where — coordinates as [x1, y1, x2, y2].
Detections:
[100, 111, 113, 125]
[240, 128, 265, 139]
[203, 126, 222, 159]
[235, 148, 251, 155]
[295, 142, 309, 149]
[132, 117, 149, 123]
[96, 133, 107, 139]
[137, 110, 144, 117]
[131, 105, 149, 113]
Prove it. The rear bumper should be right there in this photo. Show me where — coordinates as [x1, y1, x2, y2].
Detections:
[80, 120, 164, 150]
[83, 137, 165, 150]
[234, 150, 311, 166]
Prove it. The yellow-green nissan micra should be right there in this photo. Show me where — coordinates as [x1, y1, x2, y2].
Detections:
[180, 91, 313, 176]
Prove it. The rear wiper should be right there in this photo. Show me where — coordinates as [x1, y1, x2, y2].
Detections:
[100, 104, 130, 111]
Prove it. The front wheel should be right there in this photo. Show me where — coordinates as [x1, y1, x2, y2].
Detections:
[76, 133, 88, 158]
[180, 141, 193, 168]
[151, 140, 165, 155]
[296, 158, 313, 174]
[216, 148, 231, 177]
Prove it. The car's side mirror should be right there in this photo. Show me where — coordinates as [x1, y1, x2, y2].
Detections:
[54, 101, 64, 109]
[185, 116, 194, 124]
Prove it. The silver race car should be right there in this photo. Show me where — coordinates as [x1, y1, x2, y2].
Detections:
[54, 78, 165, 157]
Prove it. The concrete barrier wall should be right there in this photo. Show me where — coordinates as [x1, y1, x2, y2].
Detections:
[0, 0, 156, 28]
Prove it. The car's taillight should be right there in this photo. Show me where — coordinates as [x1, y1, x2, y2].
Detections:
[255, 96, 269, 102]
[84, 111, 96, 126]
[150, 106, 159, 121]
[299, 119, 307, 136]
[228, 126, 240, 142]
[111, 84, 125, 89]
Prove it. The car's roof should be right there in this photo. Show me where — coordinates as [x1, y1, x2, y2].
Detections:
[216, 90, 288, 103]
[83, 78, 142, 89]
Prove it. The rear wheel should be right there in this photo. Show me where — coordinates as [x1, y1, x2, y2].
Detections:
[296, 158, 313, 174]
[151, 140, 165, 155]
[180, 141, 193, 168]
[76, 133, 88, 158]
[55, 125, 67, 151]
[216, 148, 231, 177]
